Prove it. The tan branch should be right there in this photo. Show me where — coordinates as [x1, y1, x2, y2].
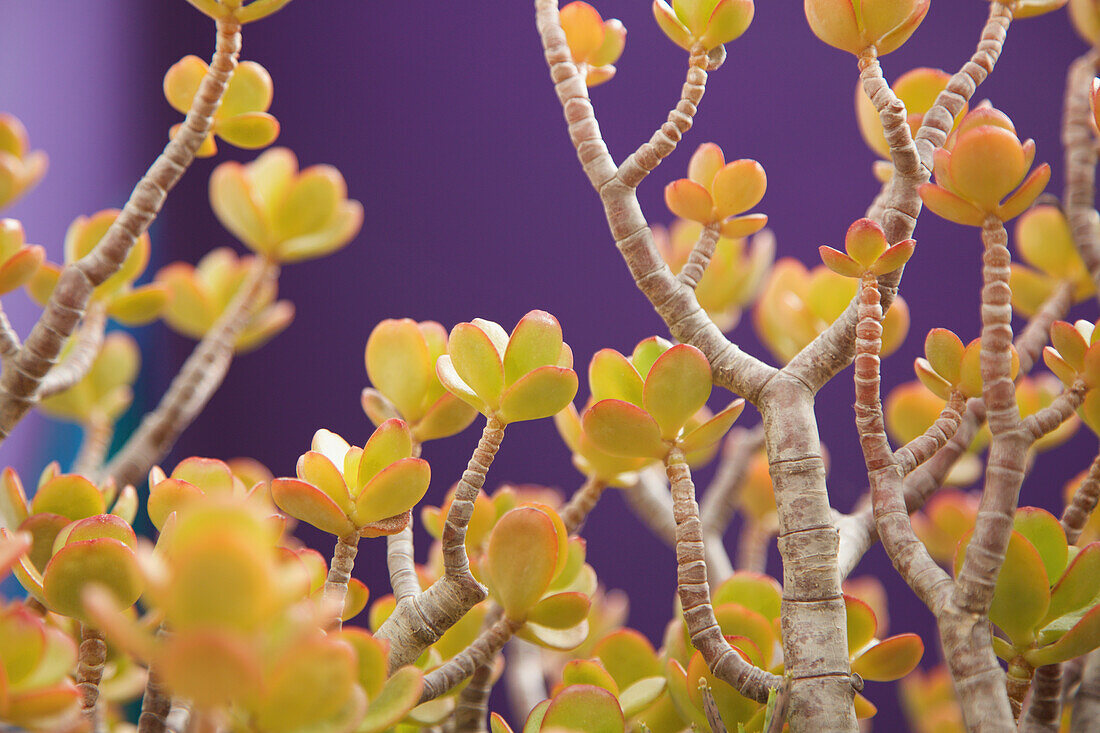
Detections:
[623, 466, 677, 547]
[386, 526, 420, 603]
[101, 258, 277, 488]
[734, 520, 771, 574]
[375, 418, 503, 669]
[678, 222, 722, 290]
[72, 416, 113, 478]
[38, 303, 107, 400]
[325, 533, 359, 632]
[667, 446, 781, 704]
[1062, 51, 1100, 295]
[0, 20, 242, 442]
[618, 49, 709, 189]
[1015, 281, 1074, 374]
[1063, 452, 1100, 545]
[76, 624, 107, 728]
[418, 613, 521, 705]
[1072, 650, 1100, 733]
[700, 425, 765, 535]
[1020, 663, 1062, 733]
[451, 661, 495, 733]
[559, 475, 606, 535]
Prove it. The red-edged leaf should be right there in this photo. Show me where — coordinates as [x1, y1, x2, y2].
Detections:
[850, 633, 924, 681]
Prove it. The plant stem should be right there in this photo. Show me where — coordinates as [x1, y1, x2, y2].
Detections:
[617, 48, 709, 189]
[375, 417, 503, 669]
[326, 533, 359, 632]
[38, 303, 106, 399]
[559, 475, 605, 534]
[1063, 452, 1100, 545]
[1072, 650, 1100, 732]
[76, 624, 106, 728]
[418, 612, 522, 704]
[387, 526, 420, 603]
[0, 19, 242, 443]
[667, 446, 780, 704]
[734, 520, 771, 575]
[450, 649, 496, 733]
[678, 223, 722, 290]
[73, 416, 113, 478]
[1020, 663, 1062, 732]
[137, 665, 173, 733]
[1007, 658, 1035, 722]
[1062, 50, 1100, 297]
[623, 467, 676, 547]
[0, 302, 21, 360]
[101, 258, 277, 488]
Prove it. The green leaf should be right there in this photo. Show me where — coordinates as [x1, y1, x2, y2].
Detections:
[540, 684, 625, 733]
[593, 629, 660, 688]
[1014, 507, 1068, 582]
[270, 478, 356, 537]
[850, 633, 924, 682]
[1027, 605, 1100, 667]
[844, 595, 878, 655]
[503, 310, 564, 386]
[354, 458, 430, 526]
[527, 592, 591, 630]
[486, 508, 559, 619]
[490, 713, 515, 733]
[449, 322, 506, 411]
[561, 659, 618, 695]
[679, 399, 745, 455]
[366, 319, 434, 422]
[499, 366, 579, 424]
[42, 539, 142, 621]
[618, 676, 667, 718]
[581, 399, 667, 460]
[357, 419, 414, 491]
[1046, 542, 1100, 625]
[522, 700, 550, 733]
[643, 344, 712, 440]
[359, 665, 424, 733]
[588, 348, 644, 405]
[712, 572, 782, 622]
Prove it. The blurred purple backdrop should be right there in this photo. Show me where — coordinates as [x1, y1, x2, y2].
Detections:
[2, 1, 1096, 728]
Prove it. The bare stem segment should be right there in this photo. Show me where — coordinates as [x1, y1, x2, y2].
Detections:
[387, 526, 421, 603]
[451, 662, 495, 733]
[375, 418, 503, 669]
[76, 625, 107, 727]
[102, 258, 277, 488]
[325, 533, 360, 632]
[667, 446, 780, 704]
[559, 475, 606, 534]
[418, 614, 522, 704]
[1020, 663, 1062, 732]
[1072, 650, 1100, 732]
[1063, 452, 1100, 545]
[38, 303, 107, 400]
[1062, 51, 1100, 295]
[0, 20, 242, 443]
[73, 417, 113, 478]
[137, 665, 173, 733]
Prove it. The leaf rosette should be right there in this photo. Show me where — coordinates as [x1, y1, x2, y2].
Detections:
[0, 601, 80, 729]
[0, 219, 43, 296]
[1009, 205, 1094, 317]
[664, 143, 768, 240]
[804, 0, 929, 56]
[560, 2, 626, 87]
[0, 113, 47, 210]
[653, 0, 755, 52]
[818, 217, 914, 279]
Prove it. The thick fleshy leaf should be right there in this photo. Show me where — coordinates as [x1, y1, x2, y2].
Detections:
[870, 239, 916, 277]
[618, 676, 667, 718]
[354, 458, 430, 526]
[653, 0, 692, 49]
[450, 322, 506, 411]
[107, 284, 168, 326]
[719, 213, 768, 239]
[560, 1, 605, 62]
[672, 0, 715, 34]
[221, 60, 274, 118]
[631, 336, 673, 379]
[665, 179, 714, 223]
[147, 478, 205, 531]
[486, 507, 559, 619]
[643, 344, 712, 439]
[541, 684, 625, 733]
[712, 159, 766, 219]
[162, 55, 207, 114]
[924, 328, 965, 386]
[436, 355, 487, 414]
[504, 310, 565, 386]
[366, 319, 433, 421]
[581, 399, 666, 460]
[414, 393, 478, 441]
[701, 0, 754, 48]
[679, 399, 745, 455]
[357, 419, 414, 491]
[687, 649, 758, 726]
[0, 605, 46, 684]
[712, 604, 774, 668]
[54, 514, 136, 552]
[42, 539, 142, 620]
[1028, 605, 1100, 666]
[157, 630, 261, 708]
[804, 0, 863, 54]
[844, 221, 890, 270]
[919, 183, 985, 226]
[1046, 542, 1100, 624]
[688, 143, 725, 190]
[210, 162, 268, 250]
[255, 637, 359, 733]
[593, 629, 660, 689]
[957, 530, 1050, 645]
[562, 659, 619, 695]
[664, 658, 710, 730]
[499, 366, 579, 424]
[819, 246, 863, 277]
[490, 712, 515, 733]
[0, 245, 43, 295]
[851, 634, 924, 681]
[359, 665, 425, 733]
[1014, 507, 1068, 582]
[296, 451, 353, 514]
[30, 475, 105, 520]
[173, 456, 234, 496]
[996, 164, 1051, 222]
[216, 112, 279, 150]
[271, 478, 356, 537]
[949, 127, 1027, 210]
[845, 595, 878, 655]
[528, 591, 591, 629]
[1052, 320, 1088, 370]
[588, 349, 644, 405]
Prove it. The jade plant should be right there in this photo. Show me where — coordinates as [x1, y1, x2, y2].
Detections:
[5, 0, 1100, 732]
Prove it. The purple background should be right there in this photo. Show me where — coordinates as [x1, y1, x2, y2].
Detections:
[3, 1, 1097, 728]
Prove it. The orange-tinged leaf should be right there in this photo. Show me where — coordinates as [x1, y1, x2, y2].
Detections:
[366, 319, 433, 421]
[172, 456, 234, 496]
[997, 164, 1051, 222]
[255, 637, 359, 733]
[712, 159, 766, 219]
[359, 665, 424, 733]
[804, 0, 863, 54]
[582, 399, 666, 460]
[819, 246, 863, 277]
[1027, 604, 1100, 666]
[210, 162, 268, 250]
[271, 478, 355, 537]
[107, 284, 168, 326]
[643, 344, 712, 440]
[354, 458, 430, 526]
[42, 539, 142, 621]
[919, 183, 985, 226]
[592, 19, 626, 67]
[1044, 347, 1078, 388]
[949, 127, 1027, 210]
[1052, 320, 1087, 370]
[562, 659, 619, 695]
[665, 179, 714, 223]
[0, 605, 46, 684]
[490, 712, 515, 733]
[147, 478, 205, 531]
[958, 530, 1050, 645]
[163, 55, 207, 115]
[688, 143, 725, 190]
[719, 213, 768, 239]
[653, 0, 692, 49]
[687, 648, 758, 726]
[588, 348, 644, 405]
[1014, 507, 1068, 582]
[0, 244, 43, 295]
[55, 514, 136, 552]
[271, 165, 344, 242]
[541, 684, 625, 733]
[1046, 542, 1100, 624]
[854, 692, 878, 719]
[925, 329, 964, 385]
[631, 336, 673, 379]
[504, 310, 565, 386]
[414, 393, 478, 442]
[220, 60, 274, 118]
[487, 507, 559, 619]
[851, 633, 923, 681]
[560, 1, 605, 63]
[30, 475, 105, 521]
[0, 467, 28, 531]
[679, 399, 745, 455]
[869, 239, 915, 277]
[296, 451, 353, 515]
[216, 112, 280, 150]
[357, 419, 413, 491]
[593, 629, 660, 689]
[450, 322, 506, 411]
[4, 682, 80, 727]
[701, 0, 754, 48]
[528, 591, 591, 629]
[157, 630, 260, 708]
[845, 595, 878, 655]
[499, 366, 578, 424]
[673, 0, 716, 34]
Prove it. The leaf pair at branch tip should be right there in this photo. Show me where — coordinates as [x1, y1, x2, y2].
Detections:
[560, 2, 626, 87]
[0, 113, 47, 211]
[819, 217, 914, 278]
[185, 0, 294, 25]
[804, 0, 929, 57]
[919, 107, 1050, 226]
[654, 0, 754, 53]
[915, 328, 1019, 400]
[665, 143, 768, 239]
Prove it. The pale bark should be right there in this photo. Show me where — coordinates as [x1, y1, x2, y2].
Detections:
[667, 446, 781, 704]
[418, 614, 521, 704]
[450, 661, 494, 733]
[623, 467, 677, 547]
[1020, 664, 1062, 732]
[76, 625, 106, 728]
[1063, 452, 1100, 545]
[1072, 650, 1100, 732]
[325, 533, 359, 632]
[505, 640, 547, 723]
[702, 425, 766, 583]
[734, 520, 771, 575]
[1062, 51, 1100, 295]
[559, 475, 606, 535]
[0, 20, 242, 442]
[375, 418, 502, 669]
[678, 223, 722, 290]
[101, 258, 277, 488]
[386, 526, 421, 603]
[38, 303, 106, 399]
[73, 416, 113, 478]
[0, 303, 20, 360]
[137, 665, 172, 733]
